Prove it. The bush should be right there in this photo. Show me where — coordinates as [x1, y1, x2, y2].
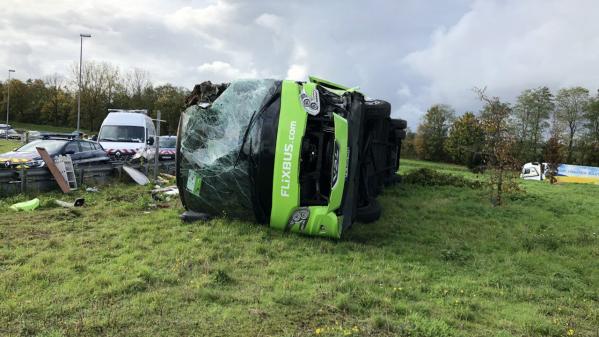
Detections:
[402, 168, 482, 188]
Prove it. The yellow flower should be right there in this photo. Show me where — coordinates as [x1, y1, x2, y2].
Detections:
[567, 328, 575, 336]
[315, 328, 322, 335]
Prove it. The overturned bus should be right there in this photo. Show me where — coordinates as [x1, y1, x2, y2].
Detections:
[176, 77, 406, 238]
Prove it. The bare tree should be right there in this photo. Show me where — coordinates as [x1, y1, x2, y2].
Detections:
[475, 87, 520, 206]
[126, 68, 152, 108]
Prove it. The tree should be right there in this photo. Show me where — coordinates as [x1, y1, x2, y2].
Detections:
[400, 128, 417, 159]
[414, 104, 454, 161]
[555, 87, 589, 163]
[476, 88, 519, 206]
[444, 112, 485, 168]
[513, 87, 553, 162]
[73, 61, 121, 131]
[126, 68, 152, 108]
[40, 74, 73, 126]
[153, 84, 189, 134]
[584, 95, 599, 144]
[544, 136, 563, 184]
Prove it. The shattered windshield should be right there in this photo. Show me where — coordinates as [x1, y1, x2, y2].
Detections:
[179, 79, 279, 219]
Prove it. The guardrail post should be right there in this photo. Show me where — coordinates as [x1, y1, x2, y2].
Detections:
[20, 166, 26, 194]
[79, 167, 85, 187]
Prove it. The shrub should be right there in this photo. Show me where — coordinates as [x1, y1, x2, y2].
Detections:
[402, 168, 482, 188]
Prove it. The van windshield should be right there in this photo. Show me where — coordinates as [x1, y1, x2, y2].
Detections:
[99, 126, 144, 143]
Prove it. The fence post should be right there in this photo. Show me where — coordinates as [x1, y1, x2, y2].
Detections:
[154, 110, 161, 181]
[20, 166, 26, 194]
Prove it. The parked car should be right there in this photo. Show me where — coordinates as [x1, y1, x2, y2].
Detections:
[0, 139, 110, 169]
[0, 124, 20, 140]
[158, 136, 176, 161]
[25, 131, 43, 141]
[176, 77, 407, 238]
[97, 109, 157, 161]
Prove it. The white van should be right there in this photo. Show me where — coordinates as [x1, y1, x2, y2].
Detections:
[521, 162, 547, 181]
[97, 109, 156, 160]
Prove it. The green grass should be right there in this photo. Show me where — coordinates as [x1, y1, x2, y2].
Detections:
[11, 122, 90, 134]
[0, 139, 22, 153]
[0, 161, 598, 337]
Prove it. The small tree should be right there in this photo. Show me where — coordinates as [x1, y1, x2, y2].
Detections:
[476, 88, 520, 206]
[414, 104, 454, 161]
[444, 112, 485, 169]
[544, 136, 563, 184]
[555, 87, 589, 163]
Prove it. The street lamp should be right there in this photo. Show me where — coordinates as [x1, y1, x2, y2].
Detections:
[5, 69, 15, 140]
[77, 33, 91, 132]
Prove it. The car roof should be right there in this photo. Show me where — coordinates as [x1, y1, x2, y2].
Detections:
[102, 112, 150, 126]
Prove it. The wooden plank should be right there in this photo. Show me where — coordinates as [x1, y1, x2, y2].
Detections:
[36, 147, 70, 193]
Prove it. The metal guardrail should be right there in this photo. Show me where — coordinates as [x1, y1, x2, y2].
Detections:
[0, 160, 176, 197]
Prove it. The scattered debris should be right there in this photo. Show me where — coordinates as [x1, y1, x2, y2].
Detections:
[54, 198, 85, 208]
[54, 155, 78, 190]
[85, 187, 99, 193]
[122, 165, 150, 185]
[10, 198, 40, 211]
[185, 81, 229, 108]
[160, 173, 175, 180]
[151, 185, 179, 201]
[157, 176, 170, 185]
[36, 147, 71, 193]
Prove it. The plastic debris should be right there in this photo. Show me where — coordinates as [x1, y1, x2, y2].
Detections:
[122, 165, 150, 185]
[54, 198, 85, 208]
[10, 198, 40, 211]
[151, 185, 179, 201]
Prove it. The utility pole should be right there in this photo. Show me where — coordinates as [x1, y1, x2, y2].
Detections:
[77, 33, 91, 132]
[6, 69, 15, 140]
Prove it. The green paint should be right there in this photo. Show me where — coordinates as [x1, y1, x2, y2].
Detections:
[270, 80, 349, 238]
[308, 76, 350, 90]
[328, 113, 348, 213]
[270, 80, 307, 230]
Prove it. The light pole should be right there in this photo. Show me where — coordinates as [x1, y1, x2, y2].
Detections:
[77, 33, 91, 132]
[5, 69, 15, 140]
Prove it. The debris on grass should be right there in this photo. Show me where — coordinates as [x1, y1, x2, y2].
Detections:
[123, 165, 150, 185]
[151, 185, 179, 201]
[9, 198, 40, 211]
[54, 198, 85, 208]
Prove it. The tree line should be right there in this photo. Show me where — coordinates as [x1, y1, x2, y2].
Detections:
[0, 62, 190, 135]
[402, 86, 599, 167]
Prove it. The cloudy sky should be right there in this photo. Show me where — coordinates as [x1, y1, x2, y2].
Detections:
[1, 0, 599, 127]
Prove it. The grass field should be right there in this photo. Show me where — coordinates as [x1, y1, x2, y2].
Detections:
[0, 139, 23, 153]
[11, 122, 90, 134]
[0, 160, 597, 336]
